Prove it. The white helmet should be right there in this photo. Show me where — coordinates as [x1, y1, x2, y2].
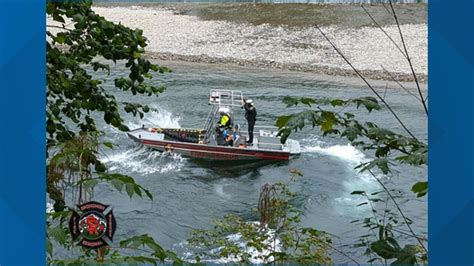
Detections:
[218, 107, 230, 114]
[245, 99, 253, 104]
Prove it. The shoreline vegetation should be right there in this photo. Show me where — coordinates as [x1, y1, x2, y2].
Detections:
[76, 3, 428, 82]
[46, 2, 428, 264]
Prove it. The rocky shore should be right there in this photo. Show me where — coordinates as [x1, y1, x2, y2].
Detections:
[147, 52, 425, 82]
[90, 5, 428, 82]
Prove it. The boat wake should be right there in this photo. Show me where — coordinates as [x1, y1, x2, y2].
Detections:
[99, 106, 186, 175]
[301, 136, 367, 164]
[300, 136, 384, 206]
[101, 146, 185, 175]
[126, 104, 181, 130]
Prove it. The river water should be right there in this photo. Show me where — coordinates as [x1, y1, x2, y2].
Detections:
[87, 61, 427, 263]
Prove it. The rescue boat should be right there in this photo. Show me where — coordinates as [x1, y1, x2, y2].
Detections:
[127, 90, 301, 161]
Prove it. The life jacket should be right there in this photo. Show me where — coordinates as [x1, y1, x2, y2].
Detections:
[220, 114, 231, 128]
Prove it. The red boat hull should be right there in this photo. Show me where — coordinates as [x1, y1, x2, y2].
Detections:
[132, 137, 290, 161]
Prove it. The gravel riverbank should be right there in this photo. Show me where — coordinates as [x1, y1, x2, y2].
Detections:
[89, 5, 427, 82]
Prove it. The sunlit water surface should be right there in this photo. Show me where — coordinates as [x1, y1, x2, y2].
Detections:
[57, 61, 427, 263]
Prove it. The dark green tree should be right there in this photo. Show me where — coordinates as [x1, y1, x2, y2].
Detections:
[46, 1, 179, 264]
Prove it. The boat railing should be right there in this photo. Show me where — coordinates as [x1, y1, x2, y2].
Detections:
[202, 105, 220, 142]
[202, 105, 215, 131]
[209, 89, 244, 108]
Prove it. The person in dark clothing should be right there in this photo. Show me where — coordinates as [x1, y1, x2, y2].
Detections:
[242, 98, 257, 144]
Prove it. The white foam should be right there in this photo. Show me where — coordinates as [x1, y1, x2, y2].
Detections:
[178, 222, 281, 264]
[101, 146, 185, 175]
[159, 153, 186, 174]
[126, 104, 181, 130]
[46, 202, 54, 214]
[303, 142, 384, 185]
[302, 143, 368, 166]
[215, 226, 281, 264]
[100, 106, 185, 175]
[301, 136, 383, 208]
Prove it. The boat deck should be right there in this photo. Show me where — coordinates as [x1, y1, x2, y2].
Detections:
[127, 127, 299, 161]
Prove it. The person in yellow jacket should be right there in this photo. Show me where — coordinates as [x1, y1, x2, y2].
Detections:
[217, 108, 232, 129]
[215, 108, 232, 145]
[219, 113, 231, 128]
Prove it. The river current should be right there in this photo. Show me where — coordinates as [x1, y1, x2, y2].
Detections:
[80, 61, 427, 263]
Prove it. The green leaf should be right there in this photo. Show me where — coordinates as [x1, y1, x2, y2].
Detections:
[82, 179, 99, 191]
[72, 13, 84, 23]
[133, 51, 142, 59]
[357, 158, 391, 175]
[119, 235, 182, 263]
[144, 189, 153, 201]
[370, 239, 400, 259]
[352, 97, 381, 112]
[368, 257, 380, 263]
[411, 181, 428, 197]
[351, 190, 366, 195]
[46, 238, 53, 257]
[55, 33, 67, 44]
[94, 161, 107, 173]
[46, 120, 56, 134]
[341, 123, 362, 141]
[46, 3, 55, 15]
[320, 119, 333, 132]
[275, 115, 292, 129]
[103, 141, 114, 149]
[330, 99, 345, 107]
[125, 183, 135, 198]
[300, 97, 317, 107]
[282, 96, 300, 107]
[110, 179, 124, 193]
[48, 224, 69, 246]
[124, 103, 135, 113]
[367, 127, 395, 140]
[375, 146, 391, 157]
[104, 112, 113, 124]
[391, 245, 418, 265]
[52, 13, 65, 23]
[396, 146, 428, 166]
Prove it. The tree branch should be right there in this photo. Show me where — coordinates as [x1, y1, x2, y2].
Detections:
[361, 4, 407, 59]
[380, 65, 422, 103]
[367, 169, 427, 253]
[388, 0, 428, 116]
[323, 241, 361, 266]
[315, 25, 417, 139]
[47, 24, 73, 32]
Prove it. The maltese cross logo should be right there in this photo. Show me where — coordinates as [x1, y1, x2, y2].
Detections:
[69, 201, 116, 249]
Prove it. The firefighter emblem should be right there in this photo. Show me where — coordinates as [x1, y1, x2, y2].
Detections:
[69, 201, 116, 249]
